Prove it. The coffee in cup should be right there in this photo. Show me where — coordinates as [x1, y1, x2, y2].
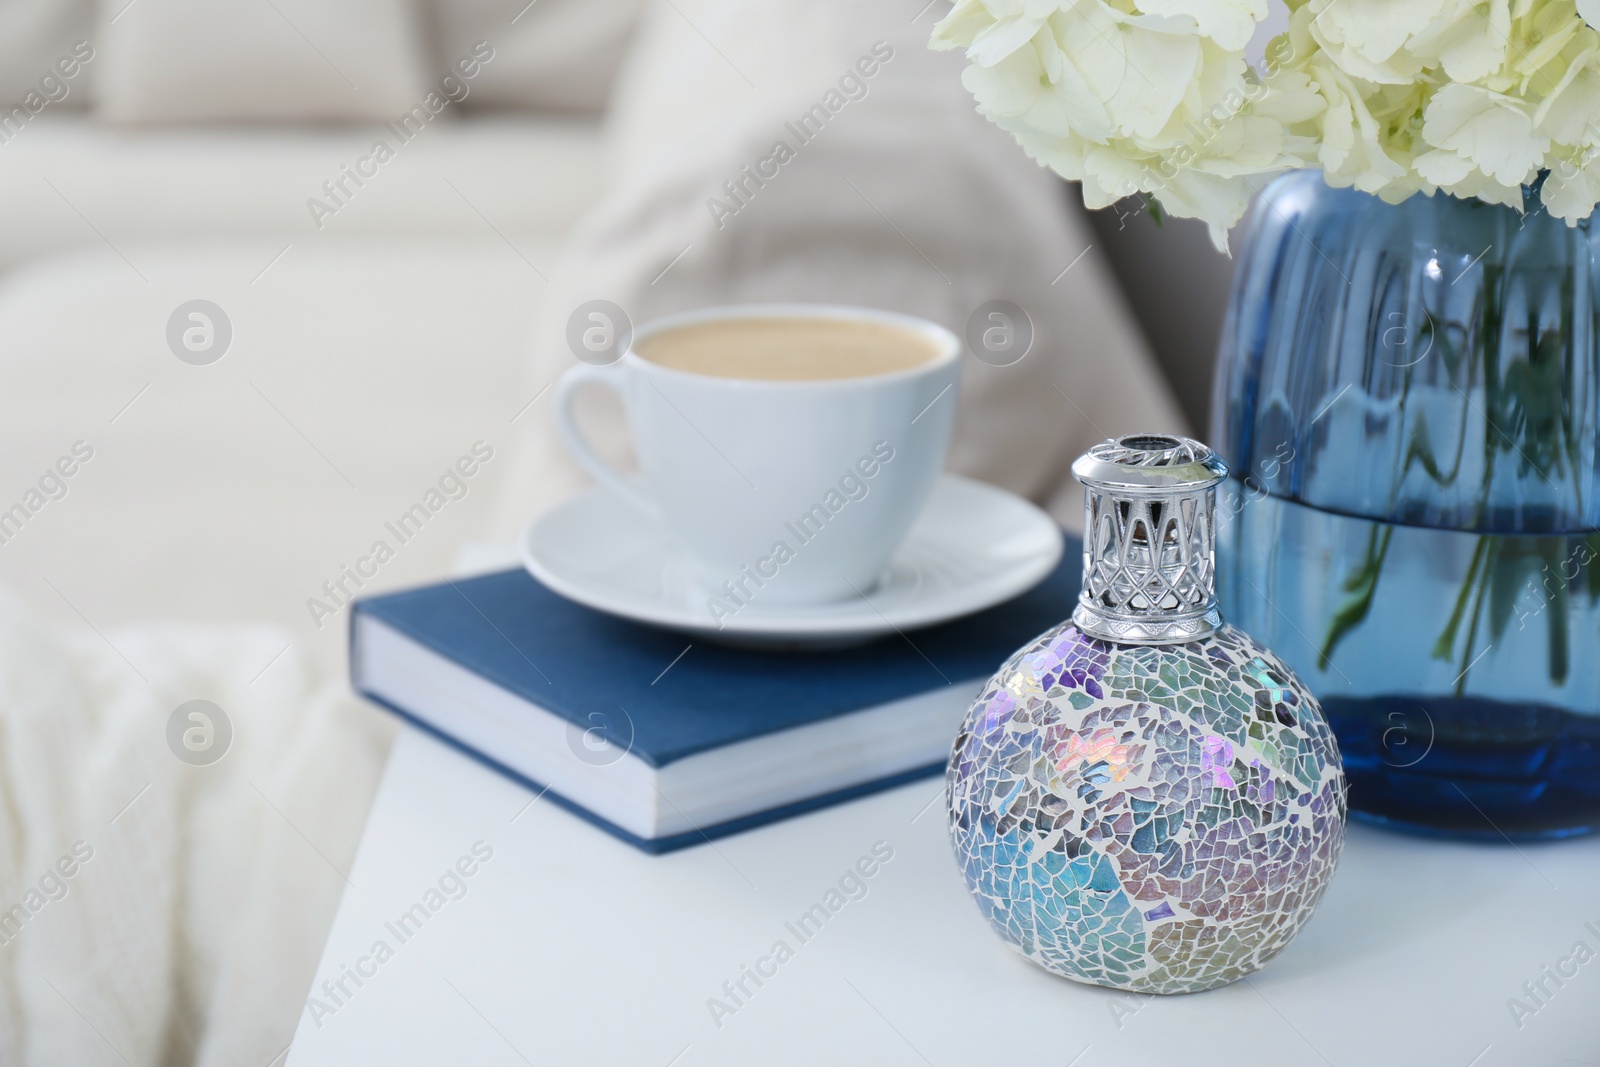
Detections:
[632, 316, 942, 381]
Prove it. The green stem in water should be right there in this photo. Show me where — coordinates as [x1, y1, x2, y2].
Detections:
[1548, 555, 1571, 686]
[1318, 524, 1394, 671]
[1452, 539, 1499, 696]
[1433, 536, 1488, 662]
[1315, 218, 1593, 693]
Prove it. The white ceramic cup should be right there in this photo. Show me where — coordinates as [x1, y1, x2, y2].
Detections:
[554, 304, 961, 606]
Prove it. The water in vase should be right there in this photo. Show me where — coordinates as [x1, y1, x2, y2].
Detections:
[1220, 483, 1600, 840]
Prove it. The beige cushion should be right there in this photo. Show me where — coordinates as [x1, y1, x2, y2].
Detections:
[489, 0, 1188, 539]
[428, 0, 646, 113]
[0, 0, 95, 110]
[93, 0, 430, 124]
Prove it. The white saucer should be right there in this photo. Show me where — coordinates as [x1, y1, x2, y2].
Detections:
[519, 474, 1063, 648]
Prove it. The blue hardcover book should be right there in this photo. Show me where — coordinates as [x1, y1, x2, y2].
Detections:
[350, 538, 1081, 853]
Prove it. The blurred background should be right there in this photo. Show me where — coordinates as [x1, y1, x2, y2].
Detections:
[0, 0, 1233, 660]
[0, 1, 1241, 1063]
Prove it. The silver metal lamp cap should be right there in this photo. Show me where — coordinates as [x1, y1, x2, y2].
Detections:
[1071, 434, 1229, 645]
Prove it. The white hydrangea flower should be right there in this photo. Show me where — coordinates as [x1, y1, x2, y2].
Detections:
[1417, 84, 1549, 192]
[932, 0, 1600, 245]
[1534, 44, 1600, 144]
[1301, 0, 1440, 84]
[1308, 57, 1407, 193]
[1544, 150, 1600, 219]
[1407, 0, 1510, 84]
[1137, 0, 1266, 51]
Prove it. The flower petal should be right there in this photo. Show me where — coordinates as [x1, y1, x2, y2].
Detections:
[1421, 83, 1549, 187]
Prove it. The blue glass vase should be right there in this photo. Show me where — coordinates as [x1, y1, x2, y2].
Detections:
[1214, 171, 1600, 841]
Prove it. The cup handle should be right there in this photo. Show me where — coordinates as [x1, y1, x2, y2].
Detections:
[554, 363, 659, 520]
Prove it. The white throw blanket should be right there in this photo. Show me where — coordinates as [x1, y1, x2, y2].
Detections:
[0, 592, 391, 1067]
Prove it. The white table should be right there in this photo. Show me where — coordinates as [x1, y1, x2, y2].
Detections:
[287, 725, 1600, 1066]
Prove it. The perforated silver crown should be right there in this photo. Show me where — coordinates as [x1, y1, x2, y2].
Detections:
[1071, 433, 1229, 645]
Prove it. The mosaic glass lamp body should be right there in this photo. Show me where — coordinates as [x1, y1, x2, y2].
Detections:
[948, 435, 1347, 994]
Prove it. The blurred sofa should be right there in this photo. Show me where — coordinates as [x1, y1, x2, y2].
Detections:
[0, 2, 1207, 1063]
[0, 0, 1214, 421]
[0, 0, 1194, 650]
[0, 0, 642, 664]
[0, 0, 641, 271]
